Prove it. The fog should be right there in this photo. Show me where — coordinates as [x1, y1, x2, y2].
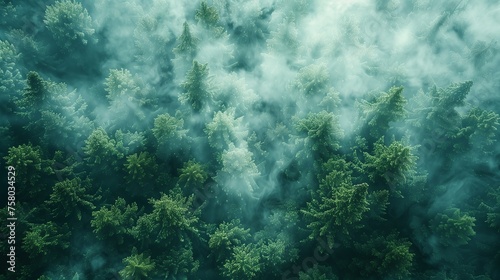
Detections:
[1, 0, 499, 279]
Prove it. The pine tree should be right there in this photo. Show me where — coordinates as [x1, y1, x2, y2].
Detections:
[359, 86, 406, 142]
[179, 61, 212, 112]
[91, 197, 138, 244]
[44, 0, 96, 49]
[119, 252, 156, 280]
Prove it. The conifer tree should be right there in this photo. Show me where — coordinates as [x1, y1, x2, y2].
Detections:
[44, 0, 96, 49]
[179, 61, 212, 112]
[91, 197, 138, 244]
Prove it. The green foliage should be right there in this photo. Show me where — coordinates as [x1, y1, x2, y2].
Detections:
[0, 40, 22, 101]
[295, 110, 343, 159]
[44, 0, 96, 49]
[17, 72, 46, 120]
[152, 113, 187, 155]
[173, 22, 198, 57]
[294, 64, 331, 97]
[223, 243, 261, 280]
[22, 222, 70, 258]
[177, 160, 208, 190]
[209, 219, 251, 262]
[4, 144, 52, 191]
[215, 143, 259, 196]
[83, 128, 123, 168]
[91, 197, 138, 244]
[363, 137, 417, 186]
[180, 61, 212, 112]
[196, 1, 220, 29]
[47, 178, 96, 220]
[359, 86, 406, 140]
[133, 191, 199, 245]
[302, 163, 369, 248]
[124, 152, 159, 183]
[409, 81, 473, 148]
[430, 208, 476, 246]
[205, 108, 247, 151]
[298, 264, 338, 280]
[481, 187, 500, 231]
[352, 233, 414, 279]
[119, 252, 156, 280]
[104, 68, 140, 100]
[158, 241, 200, 278]
[455, 107, 500, 153]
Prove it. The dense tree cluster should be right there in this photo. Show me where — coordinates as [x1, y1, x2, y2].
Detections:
[1, 1, 499, 279]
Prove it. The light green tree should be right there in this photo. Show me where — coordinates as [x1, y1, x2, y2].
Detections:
[205, 108, 247, 151]
[177, 160, 208, 190]
[133, 191, 199, 246]
[124, 152, 159, 183]
[44, 0, 96, 49]
[119, 252, 156, 280]
[215, 143, 260, 196]
[83, 127, 123, 169]
[223, 243, 262, 280]
[0, 40, 22, 102]
[363, 137, 417, 186]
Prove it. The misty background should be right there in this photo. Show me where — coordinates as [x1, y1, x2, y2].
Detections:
[1, 0, 499, 279]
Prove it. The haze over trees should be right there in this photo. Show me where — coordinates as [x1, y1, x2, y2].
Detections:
[1, 0, 499, 279]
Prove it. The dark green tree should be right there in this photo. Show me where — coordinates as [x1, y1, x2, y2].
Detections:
[298, 264, 338, 280]
[302, 164, 369, 248]
[119, 252, 156, 280]
[157, 241, 200, 278]
[91, 197, 138, 244]
[351, 233, 414, 279]
[430, 208, 476, 247]
[47, 178, 97, 221]
[22, 222, 70, 258]
[16, 72, 46, 124]
[179, 61, 212, 112]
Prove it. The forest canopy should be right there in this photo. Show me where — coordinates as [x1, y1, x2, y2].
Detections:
[1, 0, 499, 279]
